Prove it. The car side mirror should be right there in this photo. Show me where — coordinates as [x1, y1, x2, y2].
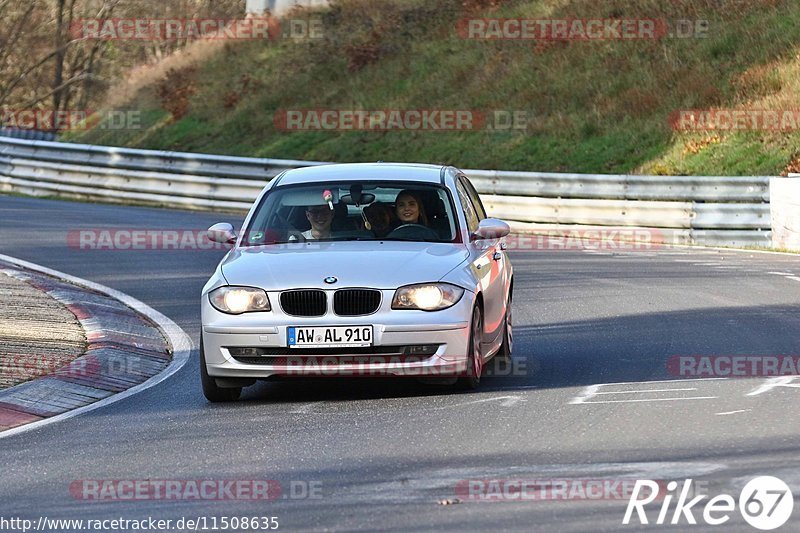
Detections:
[208, 223, 238, 244]
[471, 218, 510, 241]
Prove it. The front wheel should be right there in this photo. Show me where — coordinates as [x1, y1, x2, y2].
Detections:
[497, 291, 513, 360]
[200, 337, 241, 402]
[457, 305, 484, 390]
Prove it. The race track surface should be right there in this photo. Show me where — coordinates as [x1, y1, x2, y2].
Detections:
[1, 195, 799, 532]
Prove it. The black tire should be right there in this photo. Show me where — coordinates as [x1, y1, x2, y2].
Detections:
[200, 337, 241, 402]
[497, 290, 513, 360]
[457, 305, 484, 390]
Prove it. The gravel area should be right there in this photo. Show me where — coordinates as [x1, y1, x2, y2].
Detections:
[0, 272, 86, 389]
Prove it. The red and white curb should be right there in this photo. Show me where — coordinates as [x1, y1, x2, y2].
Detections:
[0, 253, 191, 439]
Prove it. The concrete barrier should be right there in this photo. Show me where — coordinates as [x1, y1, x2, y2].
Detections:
[770, 177, 800, 251]
[246, 0, 329, 16]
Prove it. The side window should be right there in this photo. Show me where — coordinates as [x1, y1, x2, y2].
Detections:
[460, 176, 487, 220]
[456, 180, 480, 233]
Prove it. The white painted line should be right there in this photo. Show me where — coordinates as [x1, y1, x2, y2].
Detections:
[578, 396, 717, 404]
[694, 263, 722, 266]
[594, 388, 697, 395]
[787, 276, 800, 282]
[767, 272, 794, 276]
[571, 379, 728, 404]
[715, 409, 750, 416]
[600, 377, 727, 386]
[570, 384, 601, 404]
[657, 242, 798, 257]
[0, 253, 192, 440]
[747, 376, 800, 396]
[433, 395, 526, 409]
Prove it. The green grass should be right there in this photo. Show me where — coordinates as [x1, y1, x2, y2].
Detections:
[66, 0, 800, 175]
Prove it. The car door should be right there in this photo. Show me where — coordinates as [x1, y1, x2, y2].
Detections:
[456, 176, 505, 344]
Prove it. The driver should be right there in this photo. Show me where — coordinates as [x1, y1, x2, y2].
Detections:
[394, 190, 429, 227]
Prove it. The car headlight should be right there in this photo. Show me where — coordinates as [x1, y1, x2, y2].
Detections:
[209, 286, 271, 315]
[391, 283, 464, 311]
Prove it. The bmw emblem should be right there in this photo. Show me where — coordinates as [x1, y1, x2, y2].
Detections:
[324, 276, 338, 284]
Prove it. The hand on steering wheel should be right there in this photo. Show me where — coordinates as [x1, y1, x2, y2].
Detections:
[287, 230, 306, 242]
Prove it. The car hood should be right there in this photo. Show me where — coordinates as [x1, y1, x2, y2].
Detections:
[221, 241, 469, 290]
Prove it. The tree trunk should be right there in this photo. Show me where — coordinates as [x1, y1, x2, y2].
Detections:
[53, 0, 67, 113]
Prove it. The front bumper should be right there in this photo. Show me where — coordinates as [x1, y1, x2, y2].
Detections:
[201, 289, 473, 378]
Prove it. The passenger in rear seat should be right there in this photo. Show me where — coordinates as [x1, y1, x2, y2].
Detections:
[363, 202, 394, 237]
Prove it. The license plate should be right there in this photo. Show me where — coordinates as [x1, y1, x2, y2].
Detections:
[287, 326, 373, 348]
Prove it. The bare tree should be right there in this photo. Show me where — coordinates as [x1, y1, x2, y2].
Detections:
[0, 0, 244, 128]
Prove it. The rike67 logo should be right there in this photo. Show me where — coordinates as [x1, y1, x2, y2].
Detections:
[623, 477, 794, 530]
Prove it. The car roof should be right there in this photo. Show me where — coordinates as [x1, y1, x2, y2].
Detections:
[275, 163, 447, 187]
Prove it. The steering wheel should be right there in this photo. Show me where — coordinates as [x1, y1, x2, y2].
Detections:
[386, 224, 439, 241]
[286, 229, 306, 242]
[273, 210, 306, 242]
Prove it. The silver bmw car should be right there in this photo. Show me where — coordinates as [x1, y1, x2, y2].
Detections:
[200, 163, 513, 401]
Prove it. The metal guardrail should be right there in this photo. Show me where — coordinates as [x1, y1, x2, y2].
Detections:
[0, 136, 324, 180]
[0, 136, 774, 246]
[468, 170, 770, 202]
[0, 129, 58, 142]
[6, 157, 262, 208]
[484, 195, 770, 230]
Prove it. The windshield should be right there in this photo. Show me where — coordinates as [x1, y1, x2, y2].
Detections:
[242, 182, 459, 246]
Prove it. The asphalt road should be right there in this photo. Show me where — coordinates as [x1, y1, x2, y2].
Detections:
[1, 195, 799, 532]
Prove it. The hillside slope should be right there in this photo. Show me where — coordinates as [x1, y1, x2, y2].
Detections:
[68, 0, 800, 175]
